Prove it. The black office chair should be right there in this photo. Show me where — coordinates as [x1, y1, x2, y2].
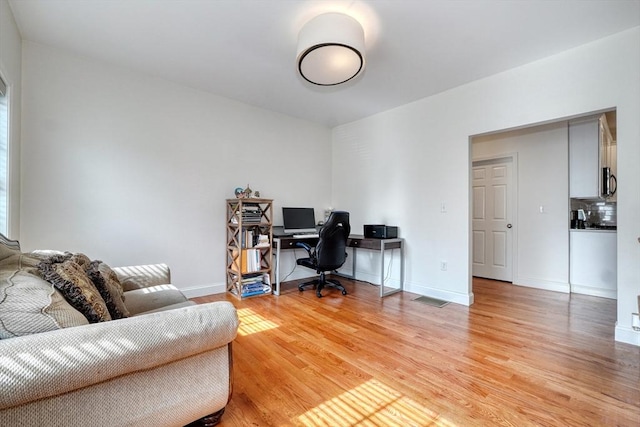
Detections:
[296, 211, 351, 298]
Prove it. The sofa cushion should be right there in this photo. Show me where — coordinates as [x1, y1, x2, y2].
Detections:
[39, 254, 112, 323]
[124, 284, 190, 315]
[137, 300, 196, 314]
[0, 253, 89, 339]
[114, 264, 172, 292]
[86, 260, 130, 319]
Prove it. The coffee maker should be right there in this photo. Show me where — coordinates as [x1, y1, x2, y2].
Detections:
[570, 209, 586, 229]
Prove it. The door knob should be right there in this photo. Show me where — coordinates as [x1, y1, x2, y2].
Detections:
[507, 224, 513, 229]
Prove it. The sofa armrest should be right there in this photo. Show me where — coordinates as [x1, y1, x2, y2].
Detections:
[0, 301, 238, 410]
[112, 263, 171, 291]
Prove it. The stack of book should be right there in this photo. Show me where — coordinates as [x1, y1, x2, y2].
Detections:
[233, 248, 262, 274]
[242, 204, 262, 224]
[239, 273, 271, 297]
[242, 229, 255, 248]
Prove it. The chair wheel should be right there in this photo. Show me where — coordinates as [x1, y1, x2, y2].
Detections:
[342, 290, 347, 295]
[316, 291, 322, 298]
[298, 285, 304, 292]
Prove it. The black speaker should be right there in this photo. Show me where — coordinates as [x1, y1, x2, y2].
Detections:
[364, 225, 398, 239]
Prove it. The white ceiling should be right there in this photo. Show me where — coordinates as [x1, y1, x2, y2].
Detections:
[8, 0, 640, 127]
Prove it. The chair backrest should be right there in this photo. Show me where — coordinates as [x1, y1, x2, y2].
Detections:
[315, 211, 350, 271]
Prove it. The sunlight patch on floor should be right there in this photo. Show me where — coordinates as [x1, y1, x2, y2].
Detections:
[296, 378, 455, 426]
[236, 308, 279, 336]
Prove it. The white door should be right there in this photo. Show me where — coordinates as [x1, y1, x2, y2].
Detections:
[472, 158, 513, 282]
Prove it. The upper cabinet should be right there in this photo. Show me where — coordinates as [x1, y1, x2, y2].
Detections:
[569, 114, 615, 200]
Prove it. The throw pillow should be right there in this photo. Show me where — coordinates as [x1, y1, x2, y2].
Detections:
[28, 249, 67, 260]
[86, 260, 130, 319]
[38, 253, 112, 323]
[0, 253, 89, 339]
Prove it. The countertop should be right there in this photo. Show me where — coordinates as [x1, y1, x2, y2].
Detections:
[570, 228, 617, 233]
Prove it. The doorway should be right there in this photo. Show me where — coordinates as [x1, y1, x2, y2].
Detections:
[470, 119, 600, 296]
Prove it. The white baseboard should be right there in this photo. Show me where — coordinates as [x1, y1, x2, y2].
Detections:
[513, 277, 616, 299]
[339, 269, 471, 305]
[513, 277, 570, 294]
[405, 281, 474, 306]
[615, 323, 640, 346]
[181, 283, 225, 298]
[570, 285, 616, 300]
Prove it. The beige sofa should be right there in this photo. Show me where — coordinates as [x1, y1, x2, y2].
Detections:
[0, 235, 239, 426]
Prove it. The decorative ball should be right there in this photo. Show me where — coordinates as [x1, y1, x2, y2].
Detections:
[234, 187, 244, 198]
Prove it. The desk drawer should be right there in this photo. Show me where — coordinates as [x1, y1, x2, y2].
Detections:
[348, 238, 379, 250]
[275, 238, 317, 249]
[348, 238, 402, 250]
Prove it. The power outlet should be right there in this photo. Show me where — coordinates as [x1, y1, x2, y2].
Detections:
[440, 261, 447, 271]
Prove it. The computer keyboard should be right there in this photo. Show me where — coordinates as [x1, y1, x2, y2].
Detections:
[292, 233, 319, 238]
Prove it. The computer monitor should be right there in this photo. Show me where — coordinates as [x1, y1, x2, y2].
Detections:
[282, 207, 317, 234]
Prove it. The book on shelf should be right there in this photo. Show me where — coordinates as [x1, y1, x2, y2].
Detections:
[240, 273, 271, 297]
[232, 248, 262, 274]
[241, 203, 263, 223]
[241, 287, 271, 297]
[229, 203, 263, 225]
[243, 229, 254, 248]
[241, 272, 263, 281]
[227, 272, 271, 297]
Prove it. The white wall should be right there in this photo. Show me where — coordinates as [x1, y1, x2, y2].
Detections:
[0, 0, 22, 239]
[332, 27, 640, 345]
[20, 42, 332, 296]
[473, 122, 569, 292]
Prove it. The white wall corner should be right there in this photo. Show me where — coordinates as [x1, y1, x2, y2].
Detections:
[615, 323, 640, 347]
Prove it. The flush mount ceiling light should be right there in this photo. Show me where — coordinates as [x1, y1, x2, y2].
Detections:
[296, 12, 365, 86]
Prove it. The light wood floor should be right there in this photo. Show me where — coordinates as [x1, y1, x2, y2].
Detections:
[193, 277, 640, 426]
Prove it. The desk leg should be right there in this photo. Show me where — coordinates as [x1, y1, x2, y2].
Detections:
[400, 241, 405, 291]
[380, 239, 403, 298]
[334, 247, 356, 281]
[274, 238, 281, 296]
[351, 247, 357, 279]
[380, 243, 385, 297]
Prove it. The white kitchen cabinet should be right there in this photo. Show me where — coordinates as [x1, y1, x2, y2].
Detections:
[569, 114, 615, 199]
[569, 116, 600, 198]
[569, 230, 616, 299]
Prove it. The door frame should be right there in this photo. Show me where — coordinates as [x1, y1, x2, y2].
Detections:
[470, 152, 518, 284]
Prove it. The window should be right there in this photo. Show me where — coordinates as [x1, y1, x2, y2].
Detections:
[0, 76, 8, 235]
